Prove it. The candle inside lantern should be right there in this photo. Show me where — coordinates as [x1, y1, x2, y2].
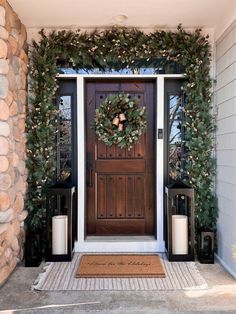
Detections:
[172, 215, 188, 254]
[52, 215, 68, 255]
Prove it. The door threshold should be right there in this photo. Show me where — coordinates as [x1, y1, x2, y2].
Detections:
[85, 235, 156, 242]
[75, 236, 165, 252]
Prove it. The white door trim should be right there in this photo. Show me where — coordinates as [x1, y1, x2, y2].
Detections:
[58, 73, 183, 253]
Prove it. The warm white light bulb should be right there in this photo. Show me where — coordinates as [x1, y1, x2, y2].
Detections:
[113, 14, 128, 23]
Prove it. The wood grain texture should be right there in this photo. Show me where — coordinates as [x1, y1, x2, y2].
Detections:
[86, 80, 156, 235]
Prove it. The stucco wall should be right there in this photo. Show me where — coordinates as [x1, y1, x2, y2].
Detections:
[0, 0, 28, 285]
[215, 20, 236, 277]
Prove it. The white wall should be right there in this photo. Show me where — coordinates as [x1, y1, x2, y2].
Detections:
[215, 20, 236, 278]
[214, 1, 236, 41]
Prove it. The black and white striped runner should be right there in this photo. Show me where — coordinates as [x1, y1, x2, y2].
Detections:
[32, 254, 208, 291]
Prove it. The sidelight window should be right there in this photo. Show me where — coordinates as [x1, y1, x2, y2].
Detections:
[56, 95, 72, 183]
[168, 93, 186, 184]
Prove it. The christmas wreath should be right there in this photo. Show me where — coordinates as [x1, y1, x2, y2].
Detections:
[92, 93, 147, 150]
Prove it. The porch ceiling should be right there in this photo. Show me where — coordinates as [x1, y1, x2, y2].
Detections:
[7, 0, 236, 39]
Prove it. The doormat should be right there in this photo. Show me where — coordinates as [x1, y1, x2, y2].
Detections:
[76, 255, 165, 278]
[32, 254, 208, 291]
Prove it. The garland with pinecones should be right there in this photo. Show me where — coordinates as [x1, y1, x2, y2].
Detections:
[92, 94, 147, 150]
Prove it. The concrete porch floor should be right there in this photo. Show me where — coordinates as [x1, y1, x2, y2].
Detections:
[0, 258, 236, 313]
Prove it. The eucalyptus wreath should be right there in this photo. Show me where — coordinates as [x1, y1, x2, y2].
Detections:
[92, 94, 147, 150]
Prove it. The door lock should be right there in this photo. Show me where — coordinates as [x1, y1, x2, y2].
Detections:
[158, 128, 163, 139]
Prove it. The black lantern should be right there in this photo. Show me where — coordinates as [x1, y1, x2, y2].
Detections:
[165, 182, 195, 261]
[198, 229, 215, 264]
[46, 183, 76, 262]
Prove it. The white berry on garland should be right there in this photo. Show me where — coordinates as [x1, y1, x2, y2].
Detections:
[92, 93, 147, 150]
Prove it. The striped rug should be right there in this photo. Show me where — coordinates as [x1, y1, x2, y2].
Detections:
[32, 253, 208, 291]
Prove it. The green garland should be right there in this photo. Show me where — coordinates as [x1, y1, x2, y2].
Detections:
[27, 25, 218, 234]
[92, 94, 147, 150]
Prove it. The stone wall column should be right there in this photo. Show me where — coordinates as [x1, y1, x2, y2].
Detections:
[0, 0, 28, 285]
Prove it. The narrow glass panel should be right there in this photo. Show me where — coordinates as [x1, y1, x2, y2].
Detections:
[59, 96, 71, 120]
[57, 95, 72, 182]
[57, 61, 184, 75]
[168, 94, 185, 183]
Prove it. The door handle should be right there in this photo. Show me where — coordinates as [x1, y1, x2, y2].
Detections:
[88, 165, 93, 187]
[87, 152, 93, 188]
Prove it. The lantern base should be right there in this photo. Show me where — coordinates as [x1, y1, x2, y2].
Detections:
[25, 258, 42, 267]
[167, 252, 194, 262]
[46, 251, 74, 262]
[198, 253, 214, 264]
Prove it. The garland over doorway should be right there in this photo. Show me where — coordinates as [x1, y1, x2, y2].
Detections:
[27, 25, 218, 234]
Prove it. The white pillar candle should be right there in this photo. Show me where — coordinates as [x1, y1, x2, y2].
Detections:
[52, 215, 68, 255]
[172, 215, 188, 255]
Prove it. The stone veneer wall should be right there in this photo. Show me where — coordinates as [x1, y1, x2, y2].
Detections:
[0, 0, 28, 285]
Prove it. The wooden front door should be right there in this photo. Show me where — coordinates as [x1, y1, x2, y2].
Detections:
[86, 80, 156, 235]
